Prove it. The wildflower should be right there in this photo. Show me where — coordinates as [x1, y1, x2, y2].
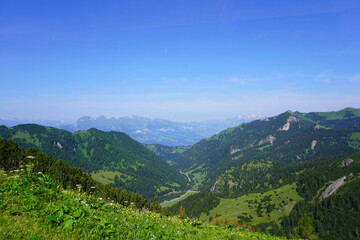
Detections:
[26, 156, 35, 159]
[98, 198, 103, 200]
[37, 172, 42, 175]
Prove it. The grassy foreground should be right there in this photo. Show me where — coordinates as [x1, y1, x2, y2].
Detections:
[0, 169, 289, 239]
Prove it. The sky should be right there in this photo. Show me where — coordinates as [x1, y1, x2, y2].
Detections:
[1, 0, 360, 122]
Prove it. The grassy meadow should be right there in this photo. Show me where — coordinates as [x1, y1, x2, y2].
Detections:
[200, 183, 303, 226]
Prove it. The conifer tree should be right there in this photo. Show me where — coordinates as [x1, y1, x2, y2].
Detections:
[297, 214, 318, 240]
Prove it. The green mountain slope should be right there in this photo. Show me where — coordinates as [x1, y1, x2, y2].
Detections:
[0, 124, 189, 199]
[169, 108, 360, 239]
[0, 139, 286, 240]
[280, 151, 360, 239]
[174, 110, 360, 194]
[303, 107, 360, 131]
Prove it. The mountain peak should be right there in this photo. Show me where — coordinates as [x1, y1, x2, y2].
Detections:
[77, 116, 92, 122]
[97, 115, 107, 121]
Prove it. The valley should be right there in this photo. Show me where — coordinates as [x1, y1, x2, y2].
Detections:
[3, 2, 359, 238]
[1, 107, 360, 239]
[0, 138, 282, 240]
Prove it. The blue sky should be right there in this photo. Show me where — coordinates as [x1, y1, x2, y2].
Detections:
[1, 0, 360, 122]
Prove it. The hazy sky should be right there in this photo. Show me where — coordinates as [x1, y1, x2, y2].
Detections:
[1, 0, 360, 122]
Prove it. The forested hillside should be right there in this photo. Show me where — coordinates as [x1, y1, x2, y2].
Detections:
[0, 138, 285, 239]
[0, 124, 189, 199]
[280, 151, 360, 239]
[304, 107, 360, 131]
[174, 109, 360, 193]
[0, 138, 156, 211]
[169, 108, 360, 239]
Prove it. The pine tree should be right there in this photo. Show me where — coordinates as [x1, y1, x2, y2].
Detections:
[297, 214, 318, 240]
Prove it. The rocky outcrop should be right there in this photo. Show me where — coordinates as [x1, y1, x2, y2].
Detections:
[340, 158, 354, 167]
[231, 154, 242, 160]
[230, 148, 242, 155]
[230, 144, 253, 155]
[321, 176, 346, 199]
[53, 141, 63, 149]
[311, 140, 317, 150]
[258, 135, 276, 145]
[210, 181, 219, 193]
[278, 115, 299, 131]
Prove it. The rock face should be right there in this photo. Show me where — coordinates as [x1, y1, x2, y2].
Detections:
[210, 181, 219, 193]
[258, 135, 276, 145]
[321, 176, 346, 199]
[231, 154, 242, 160]
[340, 158, 354, 167]
[53, 141, 63, 148]
[278, 115, 299, 131]
[311, 140, 317, 150]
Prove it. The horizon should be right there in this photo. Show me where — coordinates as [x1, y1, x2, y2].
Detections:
[1, 1, 360, 122]
[0, 106, 357, 125]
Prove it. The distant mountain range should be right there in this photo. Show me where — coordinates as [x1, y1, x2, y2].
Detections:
[59, 115, 262, 146]
[0, 119, 72, 128]
[0, 115, 261, 146]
